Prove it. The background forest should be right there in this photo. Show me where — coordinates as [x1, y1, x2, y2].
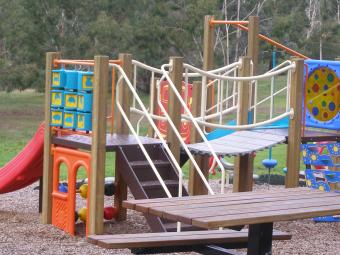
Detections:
[0, 0, 340, 91]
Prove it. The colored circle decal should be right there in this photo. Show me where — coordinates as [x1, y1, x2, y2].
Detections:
[306, 67, 340, 122]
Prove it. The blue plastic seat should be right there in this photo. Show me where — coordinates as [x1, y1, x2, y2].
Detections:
[262, 159, 278, 169]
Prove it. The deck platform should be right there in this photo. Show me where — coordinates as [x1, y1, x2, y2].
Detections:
[52, 134, 162, 152]
[256, 128, 340, 143]
[52, 129, 339, 155]
[187, 130, 286, 156]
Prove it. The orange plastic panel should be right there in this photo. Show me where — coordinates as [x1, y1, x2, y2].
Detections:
[157, 80, 193, 144]
[51, 147, 91, 236]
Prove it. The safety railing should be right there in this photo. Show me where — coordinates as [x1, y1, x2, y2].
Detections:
[119, 57, 296, 203]
[126, 60, 220, 194]
[111, 63, 179, 199]
[181, 59, 296, 131]
[158, 63, 226, 194]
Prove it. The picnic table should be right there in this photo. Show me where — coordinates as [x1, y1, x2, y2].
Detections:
[123, 187, 340, 255]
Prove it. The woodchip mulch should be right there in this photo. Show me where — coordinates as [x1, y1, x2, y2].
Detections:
[0, 182, 339, 255]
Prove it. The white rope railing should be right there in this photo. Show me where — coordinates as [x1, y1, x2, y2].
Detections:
[132, 60, 163, 74]
[204, 67, 239, 113]
[125, 58, 295, 201]
[160, 63, 225, 194]
[250, 86, 287, 110]
[183, 62, 295, 81]
[111, 63, 185, 200]
[194, 105, 238, 121]
[131, 107, 168, 121]
[184, 61, 241, 77]
[194, 109, 294, 130]
[206, 90, 238, 114]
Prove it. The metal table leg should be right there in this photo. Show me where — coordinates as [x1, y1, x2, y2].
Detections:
[247, 222, 273, 255]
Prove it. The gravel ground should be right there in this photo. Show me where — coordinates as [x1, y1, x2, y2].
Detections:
[0, 181, 339, 255]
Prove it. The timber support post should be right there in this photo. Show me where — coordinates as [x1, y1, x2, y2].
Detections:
[114, 53, 133, 221]
[285, 58, 304, 188]
[167, 56, 183, 163]
[247, 16, 260, 75]
[42, 52, 60, 224]
[88, 55, 109, 235]
[203, 15, 215, 117]
[190, 15, 216, 195]
[233, 56, 253, 192]
[188, 81, 209, 195]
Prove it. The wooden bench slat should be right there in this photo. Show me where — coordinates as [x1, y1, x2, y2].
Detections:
[123, 187, 313, 211]
[147, 192, 339, 217]
[161, 196, 340, 224]
[192, 204, 340, 228]
[87, 229, 291, 249]
[157, 194, 340, 216]
[133, 189, 328, 213]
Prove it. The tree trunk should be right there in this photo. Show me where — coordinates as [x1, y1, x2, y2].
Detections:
[319, 36, 322, 60]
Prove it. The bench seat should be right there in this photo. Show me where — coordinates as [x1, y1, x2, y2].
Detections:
[87, 229, 291, 249]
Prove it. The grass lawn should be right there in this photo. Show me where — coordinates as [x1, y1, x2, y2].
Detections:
[0, 85, 299, 182]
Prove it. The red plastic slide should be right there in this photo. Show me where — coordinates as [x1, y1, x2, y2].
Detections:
[0, 123, 44, 194]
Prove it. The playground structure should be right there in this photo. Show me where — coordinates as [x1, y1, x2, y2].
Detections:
[42, 53, 301, 236]
[40, 16, 306, 237]
[0, 14, 339, 255]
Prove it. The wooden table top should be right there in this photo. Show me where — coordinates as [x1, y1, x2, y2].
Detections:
[123, 188, 340, 229]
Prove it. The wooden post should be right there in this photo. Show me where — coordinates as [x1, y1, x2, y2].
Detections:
[147, 78, 158, 138]
[114, 53, 132, 221]
[247, 15, 260, 121]
[247, 16, 260, 75]
[233, 56, 253, 192]
[167, 56, 183, 163]
[203, 15, 215, 117]
[203, 15, 215, 71]
[285, 58, 304, 188]
[41, 52, 60, 224]
[116, 53, 132, 134]
[189, 15, 215, 195]
[188, 82, 209, 195]
[245, 17, 259, 181]
[88, 55, 109, 235]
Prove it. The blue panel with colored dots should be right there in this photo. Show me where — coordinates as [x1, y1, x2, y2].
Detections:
[304, 59, 340, 130]
[303, 142, 340, 222]
[301, 143, 340, 167]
